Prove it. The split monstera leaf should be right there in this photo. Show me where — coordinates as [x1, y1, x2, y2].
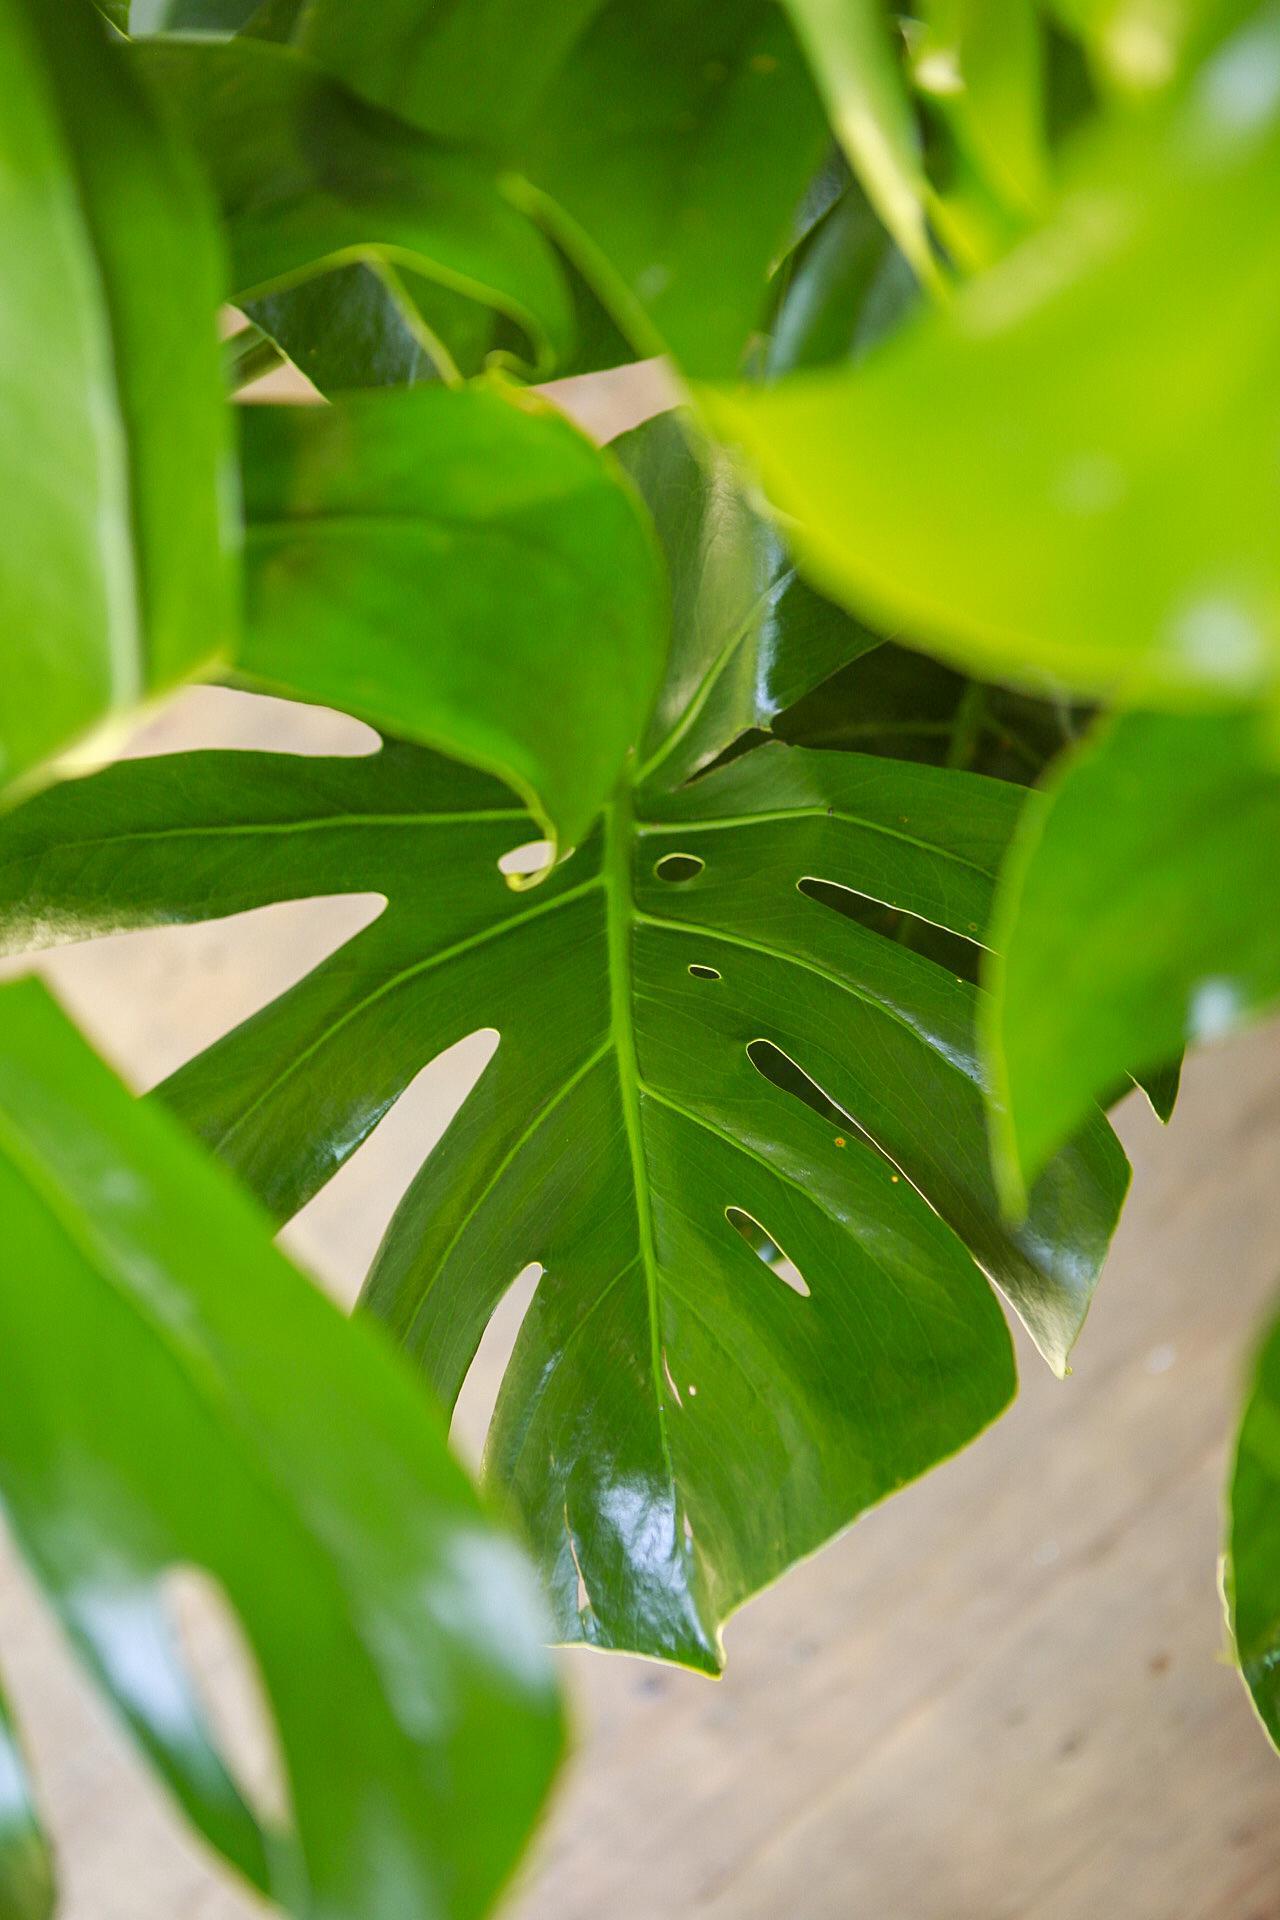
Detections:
[0, 408, 1129, 1671]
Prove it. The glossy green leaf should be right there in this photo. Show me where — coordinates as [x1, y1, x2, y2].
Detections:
[0, 413, 1127, 1671]
[134, 36, 572, 375]
[763, 176, 918, 377]
[983, 709, 1280, 1208]
[780, 0, 938, 283]
[0, 976, 562, 1918]
[705, 11, 1280, 710]
[238, 386, 666, 855]
[245, 265, 483, 393]
[1226, 1287, 1280, 1753]
[0, 1678, 53, 1920]
[0, 0, 233, 801]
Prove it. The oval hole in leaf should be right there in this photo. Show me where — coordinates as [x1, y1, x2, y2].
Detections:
[498, 839, 555, 880]
[688, 964, 721, 980]
[725, 1206, 810, 1297]
[746, 1037, 863, 1134]
[654, 853, 705, 883]
[798, 875, 982, 974]
[123, 685, 381, 761]
[167, 1566, 293, 1835]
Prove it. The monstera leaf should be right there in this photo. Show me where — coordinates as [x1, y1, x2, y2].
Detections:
[0, 412, 1127, 1670]
[0, 979, 562, 1919]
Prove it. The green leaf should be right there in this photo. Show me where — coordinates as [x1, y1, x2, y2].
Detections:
[245, 265, 486, 393]
[249, 0, 831, 377]
[911, 0, 1049, 223]
[0, 0, 233, 802]
[290, 0, 608, 145]
[0, 977, 562, 1918]
[704, 11, 1280, 710]
[133, 36, 573, 375]
[510, 1, 832, 376]
[238, 386, 667, 856]
[983, 709, 1280, 1208]
[0, 412, 1127, 1670]
[0, 1678, 53, 1920]
[1226, 1287, 1280, 1752]
[779, 0, 938, 283]
[762, 174, 918, 378]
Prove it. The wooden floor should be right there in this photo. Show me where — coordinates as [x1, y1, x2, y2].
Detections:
[4, 698, 1280, 1920]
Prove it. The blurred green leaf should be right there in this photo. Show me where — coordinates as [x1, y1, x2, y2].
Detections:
[983, 710, 1280, 1208]
[913, 0, 1048, 218]
[780, 0, 938, 282]
[291, 0, 606, 143]
[705, 10, 1280, 710]
[0, 0, 234, 803]
[0, 1678, 53, 1920]
[134, 36, 572, 376]
[0, 977, 563, 1919]
[1048, 0, 1258, 94]
[238, 386, 667, 854]
[1226, 1286, 1280, 1755]
[0, 412, 1128, 1670]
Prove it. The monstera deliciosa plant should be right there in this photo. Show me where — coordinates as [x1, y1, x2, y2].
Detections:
[2, 0, 1279, 1915]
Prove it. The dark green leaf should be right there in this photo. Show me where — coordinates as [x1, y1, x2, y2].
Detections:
[133, 36, 573, 375]
[245, 265, 482, 393]
[238, 386, 667, 854]
[0, 0, 233, 802]
[0, 977, 563, 1918]
[983, 710, 1280, 1208]
[0, 1678, 53, 1920]
[1131, 1054, 1182, 1123]
[762, 177, 917, 379]
[705, 11, 1280, 710]
[0, 413, 1127, 1670]
[1226, 1287, 1280, 1752]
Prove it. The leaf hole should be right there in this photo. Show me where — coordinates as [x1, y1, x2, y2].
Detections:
[166, 1566, 294, 1837]
[448, 1259, 544, 1469]
[725, 1206, 811, 1297]
[654, 853, 705, 884]
[746, 1037, 867, 1136]
[797, 876, 980, 977]
[498, 839, 555, 880]
[688, 964, 721, 981]
[563, 1504, 592, 1616]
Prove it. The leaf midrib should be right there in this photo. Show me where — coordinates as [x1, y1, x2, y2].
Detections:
[602, 785, 678, 1495]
